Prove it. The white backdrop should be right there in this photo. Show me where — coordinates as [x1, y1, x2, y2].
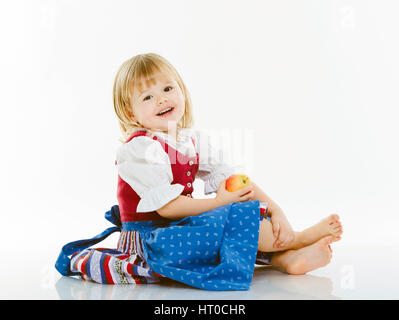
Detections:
[1, 0, 398, 296]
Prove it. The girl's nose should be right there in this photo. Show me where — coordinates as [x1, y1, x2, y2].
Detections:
[157, 94, 168, 105]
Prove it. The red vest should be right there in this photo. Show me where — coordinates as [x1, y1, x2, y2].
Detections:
[116, 130, 199, 222]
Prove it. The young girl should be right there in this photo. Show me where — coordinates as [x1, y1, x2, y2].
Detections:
[55, 53, 343, 291]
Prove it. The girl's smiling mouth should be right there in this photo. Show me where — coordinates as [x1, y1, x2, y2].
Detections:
[157, 106, 174, 117]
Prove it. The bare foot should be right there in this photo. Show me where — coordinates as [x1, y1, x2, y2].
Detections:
[322, 214, 343, 238]
[277, 235, 340, 275]
[298, 214, 343, 247]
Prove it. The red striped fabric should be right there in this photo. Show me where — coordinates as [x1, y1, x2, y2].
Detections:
[80, 250, 89, 276]
[103, 255, 114, 284]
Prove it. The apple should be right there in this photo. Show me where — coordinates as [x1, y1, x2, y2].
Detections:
[225, 174, 252, 192]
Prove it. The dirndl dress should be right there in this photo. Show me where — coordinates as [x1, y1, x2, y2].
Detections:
[55, 201, 273, 291]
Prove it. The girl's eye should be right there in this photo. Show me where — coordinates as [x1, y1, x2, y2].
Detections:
[142, 86, 173, 101]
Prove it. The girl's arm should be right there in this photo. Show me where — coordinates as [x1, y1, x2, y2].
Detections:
[158, 181, 283, 220]
[157, 196, 223, 220]
[157, 180, 254, 220]
[251, 181, 284, 216]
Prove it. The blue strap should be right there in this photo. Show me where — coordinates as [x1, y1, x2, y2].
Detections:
[104, 205, 122, 227]
[55, 205, 121, 276]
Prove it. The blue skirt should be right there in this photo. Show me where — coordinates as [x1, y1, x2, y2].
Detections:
[55, 200, 273, 291]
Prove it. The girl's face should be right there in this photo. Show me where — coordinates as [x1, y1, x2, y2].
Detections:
[130, 72, 185, 134]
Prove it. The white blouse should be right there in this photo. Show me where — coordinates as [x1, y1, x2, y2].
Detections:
[115, 127, 238, 213]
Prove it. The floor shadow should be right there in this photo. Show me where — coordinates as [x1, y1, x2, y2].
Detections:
[251, 266, 341, 300]
[55, 267, 340, 300]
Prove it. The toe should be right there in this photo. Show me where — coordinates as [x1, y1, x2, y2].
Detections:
[331, 222, 339, 228]
[329, 218, 340, 225]
[335, 227, 343, 234]
[332, 235, 341, 242]
[322, 235, 336, 245]
[331, 214, 340, 221]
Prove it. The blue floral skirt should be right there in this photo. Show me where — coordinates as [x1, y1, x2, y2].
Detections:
[55, 200, 273, 291]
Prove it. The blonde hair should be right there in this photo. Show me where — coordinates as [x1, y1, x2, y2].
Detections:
[113, 53, 194, 142]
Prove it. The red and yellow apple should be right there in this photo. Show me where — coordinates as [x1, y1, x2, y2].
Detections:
[225, 174, 252, 192]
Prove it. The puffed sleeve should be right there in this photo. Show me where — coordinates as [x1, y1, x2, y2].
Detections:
[116, 136, 185, 212]
[194, 130, 239, 195]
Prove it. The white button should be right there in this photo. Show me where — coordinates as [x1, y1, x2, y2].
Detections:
[187, 171, 191, 176]
[189, 160, 193, 166]
[187, 182, 192, 188]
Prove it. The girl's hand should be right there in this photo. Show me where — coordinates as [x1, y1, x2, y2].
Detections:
[270, 210, 295, 248]
[215, 180, 255, 206]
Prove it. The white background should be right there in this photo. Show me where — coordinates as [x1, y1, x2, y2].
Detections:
[0, 0, 398, 299]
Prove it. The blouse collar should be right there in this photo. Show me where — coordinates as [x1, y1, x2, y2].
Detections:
[131, 127, 194, 145]
[128, 127, 197, 157]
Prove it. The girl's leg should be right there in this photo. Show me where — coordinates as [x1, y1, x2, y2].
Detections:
[258, 214, 342, 253]
[268, 236, 339, 275]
